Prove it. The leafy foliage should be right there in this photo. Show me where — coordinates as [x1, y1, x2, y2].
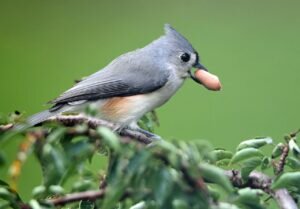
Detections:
[0, 113, 300, 209]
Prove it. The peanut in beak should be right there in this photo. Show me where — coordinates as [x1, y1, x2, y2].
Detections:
[192, 69, 222, 91]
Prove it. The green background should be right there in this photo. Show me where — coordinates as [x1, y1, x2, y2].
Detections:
[1, 0, 299, 201]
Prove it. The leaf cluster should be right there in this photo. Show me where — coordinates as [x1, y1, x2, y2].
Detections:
[0, 114, 300, 209]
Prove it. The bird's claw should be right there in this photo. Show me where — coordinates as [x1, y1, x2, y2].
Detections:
[114, 125, 162, 145]
[134, 128, 162, 141]
[112, 124, 123, 133]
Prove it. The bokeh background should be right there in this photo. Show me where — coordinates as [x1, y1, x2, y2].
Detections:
[1, 0, 299, 201]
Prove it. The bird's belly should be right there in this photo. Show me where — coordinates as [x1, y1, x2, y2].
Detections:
[99, 95, 154, 126]
[98, 78, 184, 126]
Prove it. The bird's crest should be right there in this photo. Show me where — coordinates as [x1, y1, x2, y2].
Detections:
[163, 24, 195, 53]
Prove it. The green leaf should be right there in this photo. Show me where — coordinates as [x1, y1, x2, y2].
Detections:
[172, 199, 189, 209]
[207, 185, 221, 202]
[138, 111, 159, 132]
[289, 138, 300, 156]
[271, 143, 285, 159]
[199, 163, 234, 193]
[65, 139, 94, 161]
[157, 140, 179, 154]
[272, 172, 300, 189]
[32, 186, 46, 198]
[0, 180, 9, 187]
[212, 149, 233, 161]
[71, 180, 93, 192]
[0, 187, 21, 209]
[29, 199, 42, 209]
[42, 144, 66, 186]
[85, 104, 98, 117]
[154, 140, 181, 168]
[230, 148, 263, 165]
[0, 202, 11, 209]
[261, 157, 271, 170]
[286, 156, 300, 170]
[97, 127, 120, 152]
[150, 110, 160, 127]
[138, 114, 154, 132]
[241, 157, 262, 181]
[0, 152, 6, 167]
[0, 188, 12, 199]
[211, 202, 240, 209]
[154, 169, 174, 207]
[236, 137, 272, 151]
[190, 140, 215, 162]
[216, 159, 231, 167]
[49, 185, 64, 195]
[47, 127, 66, 144]
[235, 188, 264, 209]
[79, 200, 95, 209]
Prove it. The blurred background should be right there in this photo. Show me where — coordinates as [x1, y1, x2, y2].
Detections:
[0, 0, 299, 200]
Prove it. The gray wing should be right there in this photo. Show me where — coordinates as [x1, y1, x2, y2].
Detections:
[49, 51, 169, 111]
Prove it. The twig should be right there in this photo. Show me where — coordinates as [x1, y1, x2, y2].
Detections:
[290, 129, 300, 138]
[275, 144, 289, 175]
[47, 189, 133, 207]
[48, 189, 105, 206]
[275, 129, 300, 175]
[0, 123, 13, 132]
[225, 170, 298, 209]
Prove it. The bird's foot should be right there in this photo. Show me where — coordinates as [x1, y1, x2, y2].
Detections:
[112, 124, 162, 145]
[134, 128, 162, 141]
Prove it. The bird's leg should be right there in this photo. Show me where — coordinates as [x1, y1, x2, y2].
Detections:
[112, 124, 124, 133]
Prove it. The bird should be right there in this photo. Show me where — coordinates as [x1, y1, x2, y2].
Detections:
[23, 24, 221, 139]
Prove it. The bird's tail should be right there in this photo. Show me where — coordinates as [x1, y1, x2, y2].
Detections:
[27, 109, 59, 126]
[14, 108, 67, 131]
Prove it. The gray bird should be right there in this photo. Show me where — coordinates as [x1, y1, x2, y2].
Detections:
[25, 24, 221, 139]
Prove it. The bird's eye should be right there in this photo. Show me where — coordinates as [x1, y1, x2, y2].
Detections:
[180, 53, 190, 62]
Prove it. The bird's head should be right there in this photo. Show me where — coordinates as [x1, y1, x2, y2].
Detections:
[149, 24, 221, 91]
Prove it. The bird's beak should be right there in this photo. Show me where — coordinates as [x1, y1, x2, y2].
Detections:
[193, 62, 208, 71]
[189, 62, 222, 91]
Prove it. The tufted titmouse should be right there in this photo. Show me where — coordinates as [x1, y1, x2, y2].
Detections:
[25, 24, 221, 138]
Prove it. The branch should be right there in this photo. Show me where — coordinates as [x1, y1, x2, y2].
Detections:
[225, 170, 271, 192]
[18, 190, 105, 208]
[48, 189, 105, 206]
[225, 170, 298, 209]
[19, 186, 132, 208]
[47, 114, 153, 144]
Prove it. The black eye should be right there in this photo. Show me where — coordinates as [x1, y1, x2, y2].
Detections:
[180, 53, 190, 62]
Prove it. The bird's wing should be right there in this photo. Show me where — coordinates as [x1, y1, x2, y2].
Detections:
[49, 52, 170, 110]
